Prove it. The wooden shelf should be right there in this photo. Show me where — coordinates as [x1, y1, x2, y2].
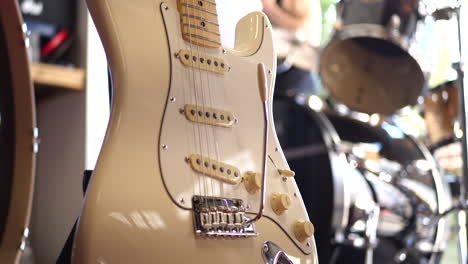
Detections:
[30, 62, 85, 91]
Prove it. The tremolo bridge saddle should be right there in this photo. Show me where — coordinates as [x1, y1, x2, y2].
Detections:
[192, 195, 257, 237]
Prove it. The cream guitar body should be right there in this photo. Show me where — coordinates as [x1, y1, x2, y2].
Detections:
[73, 0, 317, 263]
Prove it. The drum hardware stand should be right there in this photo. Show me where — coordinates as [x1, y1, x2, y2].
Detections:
[452, 4, 468, 264]
[438, 3, 468, 263]
[431, 4, 468, 263]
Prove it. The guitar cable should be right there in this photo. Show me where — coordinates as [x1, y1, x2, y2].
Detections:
[245, 63, 269, 225]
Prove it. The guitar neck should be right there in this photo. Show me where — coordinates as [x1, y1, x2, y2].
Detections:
[177, 0, 221, 48]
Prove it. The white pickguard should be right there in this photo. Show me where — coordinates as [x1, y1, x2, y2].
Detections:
[158, 1, 315, 254]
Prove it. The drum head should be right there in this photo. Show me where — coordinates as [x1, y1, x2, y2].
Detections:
[320, 37, 424, 115]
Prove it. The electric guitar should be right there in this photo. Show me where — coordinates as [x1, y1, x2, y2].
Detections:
[0, 1, 37, 263]
[73, 0, 317, 263]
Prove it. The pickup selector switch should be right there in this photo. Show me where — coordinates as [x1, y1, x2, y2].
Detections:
[270, 193, 291, 215]
[244, 171, 262, 194]
[278, 169, 295, 177]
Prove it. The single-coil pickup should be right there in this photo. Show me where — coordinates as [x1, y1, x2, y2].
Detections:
[178, 50, 228, 74]
[184, 104, 235, 127]
[188, 154, 241, 184]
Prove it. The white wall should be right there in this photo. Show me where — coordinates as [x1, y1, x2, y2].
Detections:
[217, 0, 262, 48]
[85, 14, 109, 170]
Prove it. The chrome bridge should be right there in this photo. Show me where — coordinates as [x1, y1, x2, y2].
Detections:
[192, 195, 257, 237]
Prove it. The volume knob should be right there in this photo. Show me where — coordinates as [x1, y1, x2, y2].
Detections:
[294, 220, 315, 242]
[244, 171, 262, 194]
[270, 193, 291, 215]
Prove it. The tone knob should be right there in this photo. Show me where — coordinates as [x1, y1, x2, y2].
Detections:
[244, 171, 262, 194]
[270, 193, 291, 215]
[278, 169, 295, 177]
[294, 220, 314, 242]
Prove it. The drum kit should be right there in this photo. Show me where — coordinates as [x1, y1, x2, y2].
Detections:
[275, 0, 467, 263]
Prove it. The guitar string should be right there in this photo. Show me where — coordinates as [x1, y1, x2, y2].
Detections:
[185, 1, 207, 201]
[175, 5, 200, 199]
[213, 1, 228, 198]
[191, 0, 216, 202]
[211, 1, 227, 199]
[199, 0, 222, 200]
[188, 0, 211, 205]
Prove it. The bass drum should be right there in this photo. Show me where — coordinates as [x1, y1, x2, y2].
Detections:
[0, 1, 37, 263]
[273, 96, 451, 264]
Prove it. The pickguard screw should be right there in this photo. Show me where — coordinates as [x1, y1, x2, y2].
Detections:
[246, 204, 251, 209]
[294, 192, 298, 197]
[162, 144, 168, 149]
[275, 147, 278, 152]
[180, 198, 185, 204]
[265, 24, 269, 28]
[174, 52, 180, 58]
[235, 118, 239, 124]
[170, 97, 176, 102]
[164, 5, 169, 10]
[222, 49, 227, 54]
[268, 70, 272, 74]
[282, 177, 287, 182]
[179, 108, 185, 114]
[228, 66, 232, 72]
[184, 157, 190, 163]
[306, 242, 311, 247]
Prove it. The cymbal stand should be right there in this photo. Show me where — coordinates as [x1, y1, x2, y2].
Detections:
[434, 3, 468, 263]
[454, 3, 467, 264]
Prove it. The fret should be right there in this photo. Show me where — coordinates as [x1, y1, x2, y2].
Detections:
[179, 2, 217, 15]
[179, 6, 218, 24]
[177, 0, 220, 49]
[184, 23, 220, 36]
[181, 14, 219, 26]
[183, 33, 221, 48]
[178, 0, 217, 9]
[203, 0, 216, 5]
